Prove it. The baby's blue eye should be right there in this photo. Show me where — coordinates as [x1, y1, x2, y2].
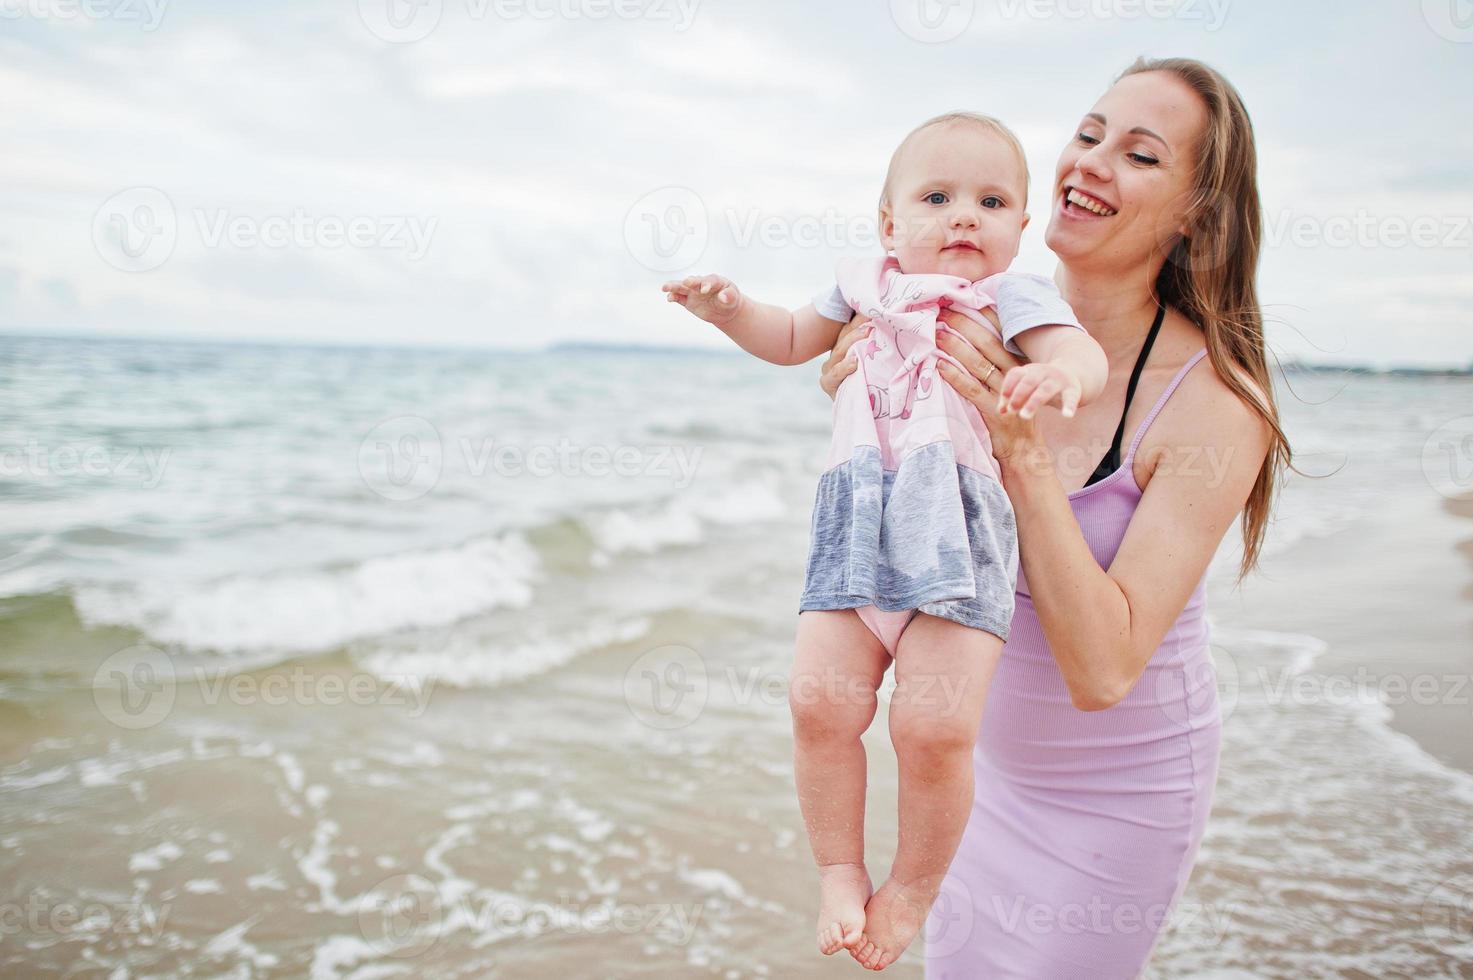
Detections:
[925, 192, 948, 205]
[981, 196, 1003, 209]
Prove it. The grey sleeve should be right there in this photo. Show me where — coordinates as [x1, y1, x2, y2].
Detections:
[811, 284, 853, 323]
[991, 273, 1085, 357]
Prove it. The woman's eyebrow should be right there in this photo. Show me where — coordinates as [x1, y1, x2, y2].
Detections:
[1085, 111, 1168, 146]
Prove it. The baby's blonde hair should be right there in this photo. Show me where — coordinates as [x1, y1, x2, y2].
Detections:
[878, 111, 1030, 210]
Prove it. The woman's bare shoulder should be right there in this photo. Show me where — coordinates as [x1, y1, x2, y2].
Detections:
[1136, 315, 1274, 487]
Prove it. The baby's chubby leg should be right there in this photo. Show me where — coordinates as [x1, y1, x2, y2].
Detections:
[789, 609, 891, 955]
[852, 613, 1002, 971]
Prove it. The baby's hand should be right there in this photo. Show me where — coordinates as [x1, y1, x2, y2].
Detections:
[662, 274, 743, 326]
[997, 362, 1084, 420]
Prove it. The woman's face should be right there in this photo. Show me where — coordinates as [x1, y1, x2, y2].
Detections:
[1044, 70, 1209, 275]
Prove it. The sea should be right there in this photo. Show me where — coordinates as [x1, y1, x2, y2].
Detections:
[1, 334, 1470, 978]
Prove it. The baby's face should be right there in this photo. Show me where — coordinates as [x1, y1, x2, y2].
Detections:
[881, 125, 1030, 281]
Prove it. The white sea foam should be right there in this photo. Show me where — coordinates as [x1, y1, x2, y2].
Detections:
[72, 533, 541, 654]
[1216, 625, 1473, 808]
[129, 841, 183, 873]
[1211, 624, 1328, 676]
[202, 918, 279, 971]
[308, 935, 380, 980]
[357, 617, 651, 690]
[586, 479, 790, 559]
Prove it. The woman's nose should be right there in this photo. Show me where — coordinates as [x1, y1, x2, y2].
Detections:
[1076, 144, 1114, 184]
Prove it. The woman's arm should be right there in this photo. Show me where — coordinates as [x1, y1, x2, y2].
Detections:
[817, 313, 871, 397]
[938, 312, 1273, 711]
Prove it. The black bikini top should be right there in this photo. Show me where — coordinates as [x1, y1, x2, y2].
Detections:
[1082, 301, 1167, 488]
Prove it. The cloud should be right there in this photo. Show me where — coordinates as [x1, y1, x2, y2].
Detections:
[0, 0, 1468, 366]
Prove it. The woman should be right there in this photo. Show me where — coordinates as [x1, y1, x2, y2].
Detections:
[818, 57, 1290, 977]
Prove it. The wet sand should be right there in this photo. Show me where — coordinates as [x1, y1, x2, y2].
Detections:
[1212, 490, 1473, 777]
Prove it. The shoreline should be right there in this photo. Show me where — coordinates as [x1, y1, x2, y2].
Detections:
[1214, 491, 1473, 778]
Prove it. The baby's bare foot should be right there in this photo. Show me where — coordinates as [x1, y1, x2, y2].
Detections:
[815, 862, 872, 955]
[850, 875, 940, 971]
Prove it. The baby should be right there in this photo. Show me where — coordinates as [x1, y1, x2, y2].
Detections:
[662, 112, 1107, 969]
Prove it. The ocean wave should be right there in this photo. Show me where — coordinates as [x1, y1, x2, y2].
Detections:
[355, 617, 651, 689]
[1215, 625, 1473, 808]
[584, 479, 791, 560]
[71, 533, 541, 655]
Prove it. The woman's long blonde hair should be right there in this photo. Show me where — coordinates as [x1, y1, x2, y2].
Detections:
[1121, 56, 1290, 579]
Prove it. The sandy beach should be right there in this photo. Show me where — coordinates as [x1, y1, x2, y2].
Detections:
[1212, 488, 1473, 777]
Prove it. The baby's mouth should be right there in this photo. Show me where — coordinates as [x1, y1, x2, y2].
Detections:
[1064, 186, 1118, 217]
[942, 241, 981, 252]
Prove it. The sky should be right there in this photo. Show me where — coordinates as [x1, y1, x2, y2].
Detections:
[2, 0, 1470, 368]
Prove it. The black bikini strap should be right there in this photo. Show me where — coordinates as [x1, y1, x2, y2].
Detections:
[1104, 300, 1167, 463]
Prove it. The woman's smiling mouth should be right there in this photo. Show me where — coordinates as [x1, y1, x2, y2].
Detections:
[1063, 186, 1118, 217]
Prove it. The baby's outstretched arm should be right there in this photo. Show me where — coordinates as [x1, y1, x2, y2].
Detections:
[662, 274, 848, 367]
[1000, 326, 1109, 420]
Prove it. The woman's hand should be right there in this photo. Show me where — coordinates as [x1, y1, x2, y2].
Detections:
[935, 309, 1047, 466]
[818, 313, 872, 400]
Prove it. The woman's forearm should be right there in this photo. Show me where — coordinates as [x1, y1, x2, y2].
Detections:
[1000, 447, 1135, 710]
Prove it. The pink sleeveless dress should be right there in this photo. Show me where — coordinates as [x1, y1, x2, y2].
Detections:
[926, 347, 1220, 979]
[799, 257, 1082, 646]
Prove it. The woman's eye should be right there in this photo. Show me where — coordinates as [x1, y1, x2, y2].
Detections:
[981, 196, 1003, 209]
[925, 192, 948, 205]
[1128, 153, 1160, 166]
[1076, 132, 1101, 146]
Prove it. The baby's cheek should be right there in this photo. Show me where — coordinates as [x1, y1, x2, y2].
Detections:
[985, 224, 1024, 262]
[900, 212, 945, 245]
